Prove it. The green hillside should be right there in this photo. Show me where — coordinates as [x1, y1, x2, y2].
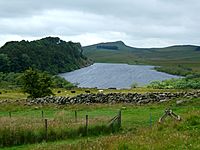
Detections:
[0, 37, 92, 74]
[83, 41, 200, 75]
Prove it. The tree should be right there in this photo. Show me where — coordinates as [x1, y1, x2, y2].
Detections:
[0, 54, 11, 72]
[21, 68, 54, 98]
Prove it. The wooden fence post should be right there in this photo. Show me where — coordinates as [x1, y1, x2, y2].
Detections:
[118, 110, 121, 128]
[9, 112, 11, 118]
[44, 119, 48, 141]
[149, 112, 152, 128]
[42, 110, 44, 118]
[75, 110, 77, 122]
[86, 115, 88, 135]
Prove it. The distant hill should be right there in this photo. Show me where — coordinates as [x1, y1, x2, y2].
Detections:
[83, 41, 200, 62]
[0, 37, 92, 74]
[83, 41, 200, 75]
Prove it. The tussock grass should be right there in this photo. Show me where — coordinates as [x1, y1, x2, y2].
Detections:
[0, 111, 119, 147]
[0, 122, 120, 148]
[34, 111, 199, 150]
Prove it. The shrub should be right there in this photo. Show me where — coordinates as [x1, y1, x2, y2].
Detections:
[130, 82, 138, 88]
[147, 77, 200, 89]
[51, 75, 75, 89]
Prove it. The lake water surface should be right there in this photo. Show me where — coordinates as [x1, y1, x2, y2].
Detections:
[60, 63, 180, 89]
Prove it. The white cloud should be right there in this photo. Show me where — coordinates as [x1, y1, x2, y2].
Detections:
[0, 0, 200, 47]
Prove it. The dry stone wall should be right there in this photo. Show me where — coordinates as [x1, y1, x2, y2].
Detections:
[27, 91, 200, 105]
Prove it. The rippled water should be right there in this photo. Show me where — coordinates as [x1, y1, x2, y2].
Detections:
[59, 63, 180, 89]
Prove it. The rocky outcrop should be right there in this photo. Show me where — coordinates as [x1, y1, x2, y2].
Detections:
[27, 91, 200, 105]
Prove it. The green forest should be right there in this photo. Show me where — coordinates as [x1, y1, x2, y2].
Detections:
[0, 37, 92, 74]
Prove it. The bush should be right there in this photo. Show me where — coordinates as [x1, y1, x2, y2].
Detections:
[51, 75, 75, 89]
[147, 77, 200, 89]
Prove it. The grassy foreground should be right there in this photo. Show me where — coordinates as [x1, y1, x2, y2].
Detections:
[0, 90, 200, 150]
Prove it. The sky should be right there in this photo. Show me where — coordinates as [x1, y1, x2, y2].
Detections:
[0, 0, 200, 48]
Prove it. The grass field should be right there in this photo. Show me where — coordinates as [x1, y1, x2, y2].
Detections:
[0, 89, 200, 150]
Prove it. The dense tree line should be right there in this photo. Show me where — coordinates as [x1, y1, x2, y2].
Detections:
[0, 37, 92, 74]
[96, 45, 119, 50]
[0, 71, 75, 90]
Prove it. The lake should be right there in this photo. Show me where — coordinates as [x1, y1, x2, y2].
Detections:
[59, 63, 180, 89]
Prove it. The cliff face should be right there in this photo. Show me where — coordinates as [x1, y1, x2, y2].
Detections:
[0, 37, 92, 74]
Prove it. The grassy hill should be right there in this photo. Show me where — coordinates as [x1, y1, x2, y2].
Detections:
[0, 37, 92, 74]
[83, 41, 200, 75]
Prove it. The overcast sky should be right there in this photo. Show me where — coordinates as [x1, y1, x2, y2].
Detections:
[0, 0, 200, 47]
